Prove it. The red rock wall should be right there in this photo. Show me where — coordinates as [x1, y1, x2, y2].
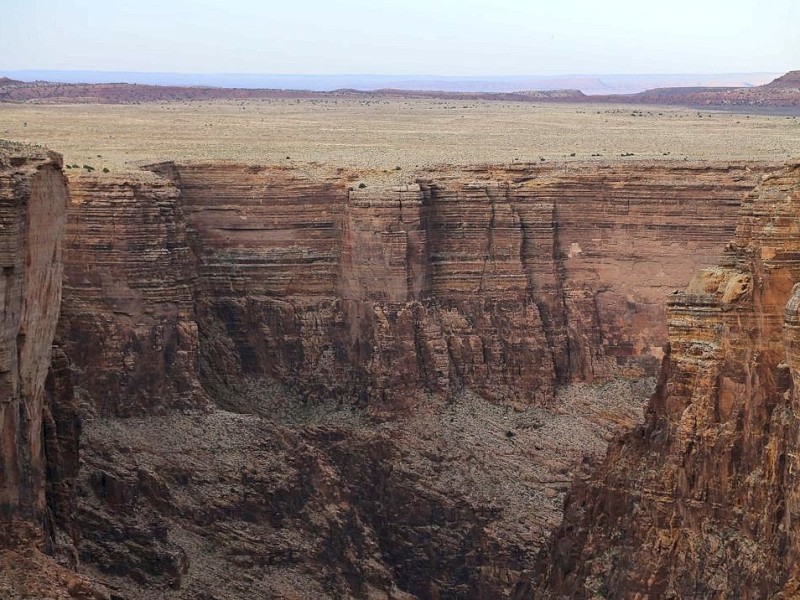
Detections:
[535, 163, 800, 598]
[31, 158, 774, 597]
[0, 144, 68, 547]
[55, 162, 766, 416]
[550, 163, 755, 380]
[145, 162, 763, 411]
[58, 173, 208, 416]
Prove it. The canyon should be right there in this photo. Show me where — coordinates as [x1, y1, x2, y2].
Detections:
[4, 133, 793, 597]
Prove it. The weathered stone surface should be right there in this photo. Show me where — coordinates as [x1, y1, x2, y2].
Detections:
[58, 172, 208, 416]
[141, 161, 764, 411]
[0, 547, 109, 600]
[73, 380, 649, 599]
[42, 346, 81, 560]
[33, 158, 775, 598]
[0, 143, 109, 598]
[534, 163, 800, 598]
[0, 142, 68, 547]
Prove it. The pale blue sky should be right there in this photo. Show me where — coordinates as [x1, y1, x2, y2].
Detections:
[1, 0, 798, 75]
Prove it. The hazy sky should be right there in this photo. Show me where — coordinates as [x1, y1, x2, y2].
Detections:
[2, 0, 798, 75]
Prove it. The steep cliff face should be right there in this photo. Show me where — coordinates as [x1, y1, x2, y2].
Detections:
[144, 161, 761, 410]
[0, 144, 106, 599]
[545, 164, 752, 381]
[45, 159, 771, 598]
[0, 143, 68, 546]
[58, 172, 207, 416]
[535, 163, 800, 598]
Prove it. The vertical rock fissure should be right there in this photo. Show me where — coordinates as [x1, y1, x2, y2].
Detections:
[479, 185, 497, 294]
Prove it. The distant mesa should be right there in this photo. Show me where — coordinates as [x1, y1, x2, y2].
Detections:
[763, 70, 800, 90]
[0, 70, 797, 108]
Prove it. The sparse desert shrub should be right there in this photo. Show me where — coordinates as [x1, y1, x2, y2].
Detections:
[358, 182, 367, 189]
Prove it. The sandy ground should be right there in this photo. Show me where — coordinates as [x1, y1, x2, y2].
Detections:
[1, 99, 798, 176]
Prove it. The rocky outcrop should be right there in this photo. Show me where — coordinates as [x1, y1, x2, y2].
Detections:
[71, 378, 649, 599]
[0, 143, 68, 547]
[535, 163, 800, 598]
[611, 70, 800, 107]
[143, 161, 763, 410]
[58, 172, 207, 416]
[0, 143, 107, 598]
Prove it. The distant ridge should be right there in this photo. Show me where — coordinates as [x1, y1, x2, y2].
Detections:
[604, 71, 800, 107]
[0, 71, 798, 109]
[0, 70, 778, 95]
[763, 70, 800, 90]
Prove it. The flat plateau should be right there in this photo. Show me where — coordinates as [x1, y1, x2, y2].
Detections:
[1, 99, 798, 177]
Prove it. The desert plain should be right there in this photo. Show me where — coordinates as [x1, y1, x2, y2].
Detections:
[0, 98, 798, 175]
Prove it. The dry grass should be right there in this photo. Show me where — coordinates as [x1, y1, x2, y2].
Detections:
[1, 99, 798, 176]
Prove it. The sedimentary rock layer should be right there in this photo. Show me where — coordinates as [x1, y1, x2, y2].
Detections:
[0, 143, 68, 547]
[58, 172, 207, 416]
[137, 161, 763, 412]
[535, 163, 800, 598]
[40, 159, 771, 597]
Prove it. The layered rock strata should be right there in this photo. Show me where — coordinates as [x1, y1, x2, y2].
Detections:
[0, 143, 105, 598]
[535, 163, 800, 598]
[28, 158, 773, 597]
[59, 172, 207, 416]
[141, 162, 763, 411]
[0, 143, 68, 546]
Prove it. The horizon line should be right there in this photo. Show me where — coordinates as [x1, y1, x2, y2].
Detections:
[0, 68, 785, 78]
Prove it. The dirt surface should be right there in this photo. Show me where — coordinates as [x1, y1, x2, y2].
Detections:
[74, 378, 652, 599]
[1, 100, 798, 177]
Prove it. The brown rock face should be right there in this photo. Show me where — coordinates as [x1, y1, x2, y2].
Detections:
[58, 172, 207, 416]
[143, 162, 762, 410]
[535, 163, 800, 598]
[40, 158, 771, 597]
[0, 143, 68, 547]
